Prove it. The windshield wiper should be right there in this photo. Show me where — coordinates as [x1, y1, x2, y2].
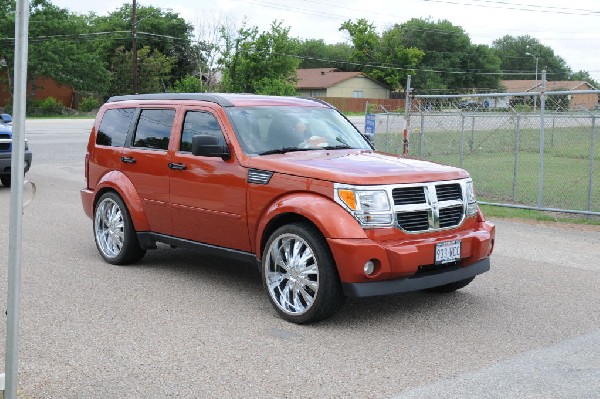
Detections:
[321, 144, 353, 150]
[258, 147, 315, 156]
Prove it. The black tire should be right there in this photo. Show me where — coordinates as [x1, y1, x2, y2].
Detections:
[93, 191, 146, 265]
[262, 222, 345, 324]
[425, 277, 475, 293]
[0, 175, 10, 187]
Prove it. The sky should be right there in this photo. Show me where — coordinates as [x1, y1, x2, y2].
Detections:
[50, 0, 600, 83]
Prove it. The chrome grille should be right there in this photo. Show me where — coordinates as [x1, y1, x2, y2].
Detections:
[393, 181, 466, 232]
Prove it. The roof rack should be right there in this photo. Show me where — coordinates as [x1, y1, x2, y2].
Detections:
[107, 93, 234, 107]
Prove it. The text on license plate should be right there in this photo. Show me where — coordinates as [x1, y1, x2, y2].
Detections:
[435, 240, 461, 265]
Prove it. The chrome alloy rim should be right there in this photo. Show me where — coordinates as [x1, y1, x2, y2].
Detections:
[94, 198, 125, 259]
[265, 233, 319, 315]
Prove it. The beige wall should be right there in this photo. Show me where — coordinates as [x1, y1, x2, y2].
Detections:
[326, 76, 389, 99]
[570, 93, 598, 110]
[297, 89, 327, 97]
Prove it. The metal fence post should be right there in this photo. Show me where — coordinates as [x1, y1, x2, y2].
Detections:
[588, 115, 596, 211]
[513, 113, 521, 202]
[420, 110, 425, 157]
[403, 75, 412, 156]
[470, 115, 475, 152]
[460, 113, 465, 168]
[538, 70, 547, 209]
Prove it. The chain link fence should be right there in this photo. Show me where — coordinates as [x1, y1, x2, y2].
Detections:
[371, 89, 600, 216]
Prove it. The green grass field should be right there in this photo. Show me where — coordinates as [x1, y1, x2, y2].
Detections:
[375, 124, 600, 214]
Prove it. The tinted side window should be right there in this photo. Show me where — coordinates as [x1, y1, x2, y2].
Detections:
[96, 108, 135, 147]
[133, 109, 175, 150]
[180, 111, 224, 152]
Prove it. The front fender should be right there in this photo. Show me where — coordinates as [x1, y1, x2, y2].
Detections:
[95, 170, 150, 231]
[255, 193, 367, 256]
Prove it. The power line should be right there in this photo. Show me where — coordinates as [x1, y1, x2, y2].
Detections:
[420, 0, 600, 16]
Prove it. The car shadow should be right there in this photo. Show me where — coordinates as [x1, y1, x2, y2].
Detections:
[118, 244, 489, 327]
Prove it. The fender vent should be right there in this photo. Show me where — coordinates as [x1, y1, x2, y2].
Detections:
[248, 169, 273, 185]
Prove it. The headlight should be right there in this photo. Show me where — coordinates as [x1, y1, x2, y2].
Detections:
[465, 179, 478, 215]
[336, 186, 393, 227]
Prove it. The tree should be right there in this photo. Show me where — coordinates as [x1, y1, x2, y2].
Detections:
[295, 39, 354, 71]
[340, 19, 423, 90]
[492, 35, 571, 81]
[0, 0, 110, 98]
[172, 75, 206, 93]
[219, 21, 300, 95]
[89, 3, 194, 92]
[391, 18, 502, 93]
[570, 70, 599, 89]
[109, 46, 175, 95]
[191, 11, 238, 92]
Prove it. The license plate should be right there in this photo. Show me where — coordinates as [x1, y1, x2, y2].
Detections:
[435, 240, 461, 265]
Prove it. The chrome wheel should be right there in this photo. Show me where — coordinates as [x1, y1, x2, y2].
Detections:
[265, 233, 319, 316]
[94, 197, 125, 259]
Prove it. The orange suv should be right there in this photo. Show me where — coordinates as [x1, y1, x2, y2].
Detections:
[81, 94, 495, 324]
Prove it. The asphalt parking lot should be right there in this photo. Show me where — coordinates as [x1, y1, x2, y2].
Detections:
[0, 119, 598, 398]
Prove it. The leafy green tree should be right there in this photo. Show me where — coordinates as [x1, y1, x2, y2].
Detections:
[109, 46, 175, 95]
[89, 4, 194, 90]
[220, 21, 300, 95]
[0, 0, 110, 98]
[391, 18, 501, 92]
[492, 35, 571, 81]
[172, 75, 206, 93]
[295, 39, 354, 71]
[570, 70, 599, 89]
[340, 19, 423, 90]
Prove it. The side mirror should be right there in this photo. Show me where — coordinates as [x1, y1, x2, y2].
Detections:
[192, 134, 230, 159]
[0, 114, 12, 124]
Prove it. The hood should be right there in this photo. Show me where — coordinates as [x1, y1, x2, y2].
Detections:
[245, 150, 468, 185]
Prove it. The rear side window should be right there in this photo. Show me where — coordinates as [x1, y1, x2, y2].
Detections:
[180, 111, 224, 152]
[96, 108, 135, 147]
[132, 109, 175, 150]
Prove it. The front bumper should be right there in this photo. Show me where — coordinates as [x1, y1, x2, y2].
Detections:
[342, 258, 490, 298]
[327, 218, 495, 297]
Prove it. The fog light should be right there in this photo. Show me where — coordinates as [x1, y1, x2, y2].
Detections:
[363, 260, 375, 275]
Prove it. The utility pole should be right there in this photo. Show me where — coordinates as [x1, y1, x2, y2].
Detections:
[132, 0, 138, 94]
[5, 0, 29, 397]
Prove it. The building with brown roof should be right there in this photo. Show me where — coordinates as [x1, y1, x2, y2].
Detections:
[296, 68, 390, 99]
[502, 80, 598, 110]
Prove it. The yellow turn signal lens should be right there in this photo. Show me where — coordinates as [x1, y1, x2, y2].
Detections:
[338, 189, 357, 210]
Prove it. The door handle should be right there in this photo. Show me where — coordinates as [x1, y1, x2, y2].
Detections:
[168, 162, 187, 170]
[120, 156, 136, 164]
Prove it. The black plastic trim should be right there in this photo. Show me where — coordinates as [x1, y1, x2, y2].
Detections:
[137, 232, 259, 265]
[342, 258, 490, 298]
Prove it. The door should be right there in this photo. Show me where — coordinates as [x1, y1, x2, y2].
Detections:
[120, 108, 175, 235]
[169, 109, 250, 251]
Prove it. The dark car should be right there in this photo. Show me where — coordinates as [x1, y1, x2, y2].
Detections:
[0, 114, 32, 187]
[457, 100, 479, 110]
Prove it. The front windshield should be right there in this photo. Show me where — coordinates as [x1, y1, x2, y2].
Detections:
[225, 106, 372, 155]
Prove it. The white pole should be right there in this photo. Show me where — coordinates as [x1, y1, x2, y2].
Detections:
[5, 0, 29, 398]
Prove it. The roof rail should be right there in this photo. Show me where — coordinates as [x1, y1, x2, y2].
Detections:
[107, 93, 234, 107]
